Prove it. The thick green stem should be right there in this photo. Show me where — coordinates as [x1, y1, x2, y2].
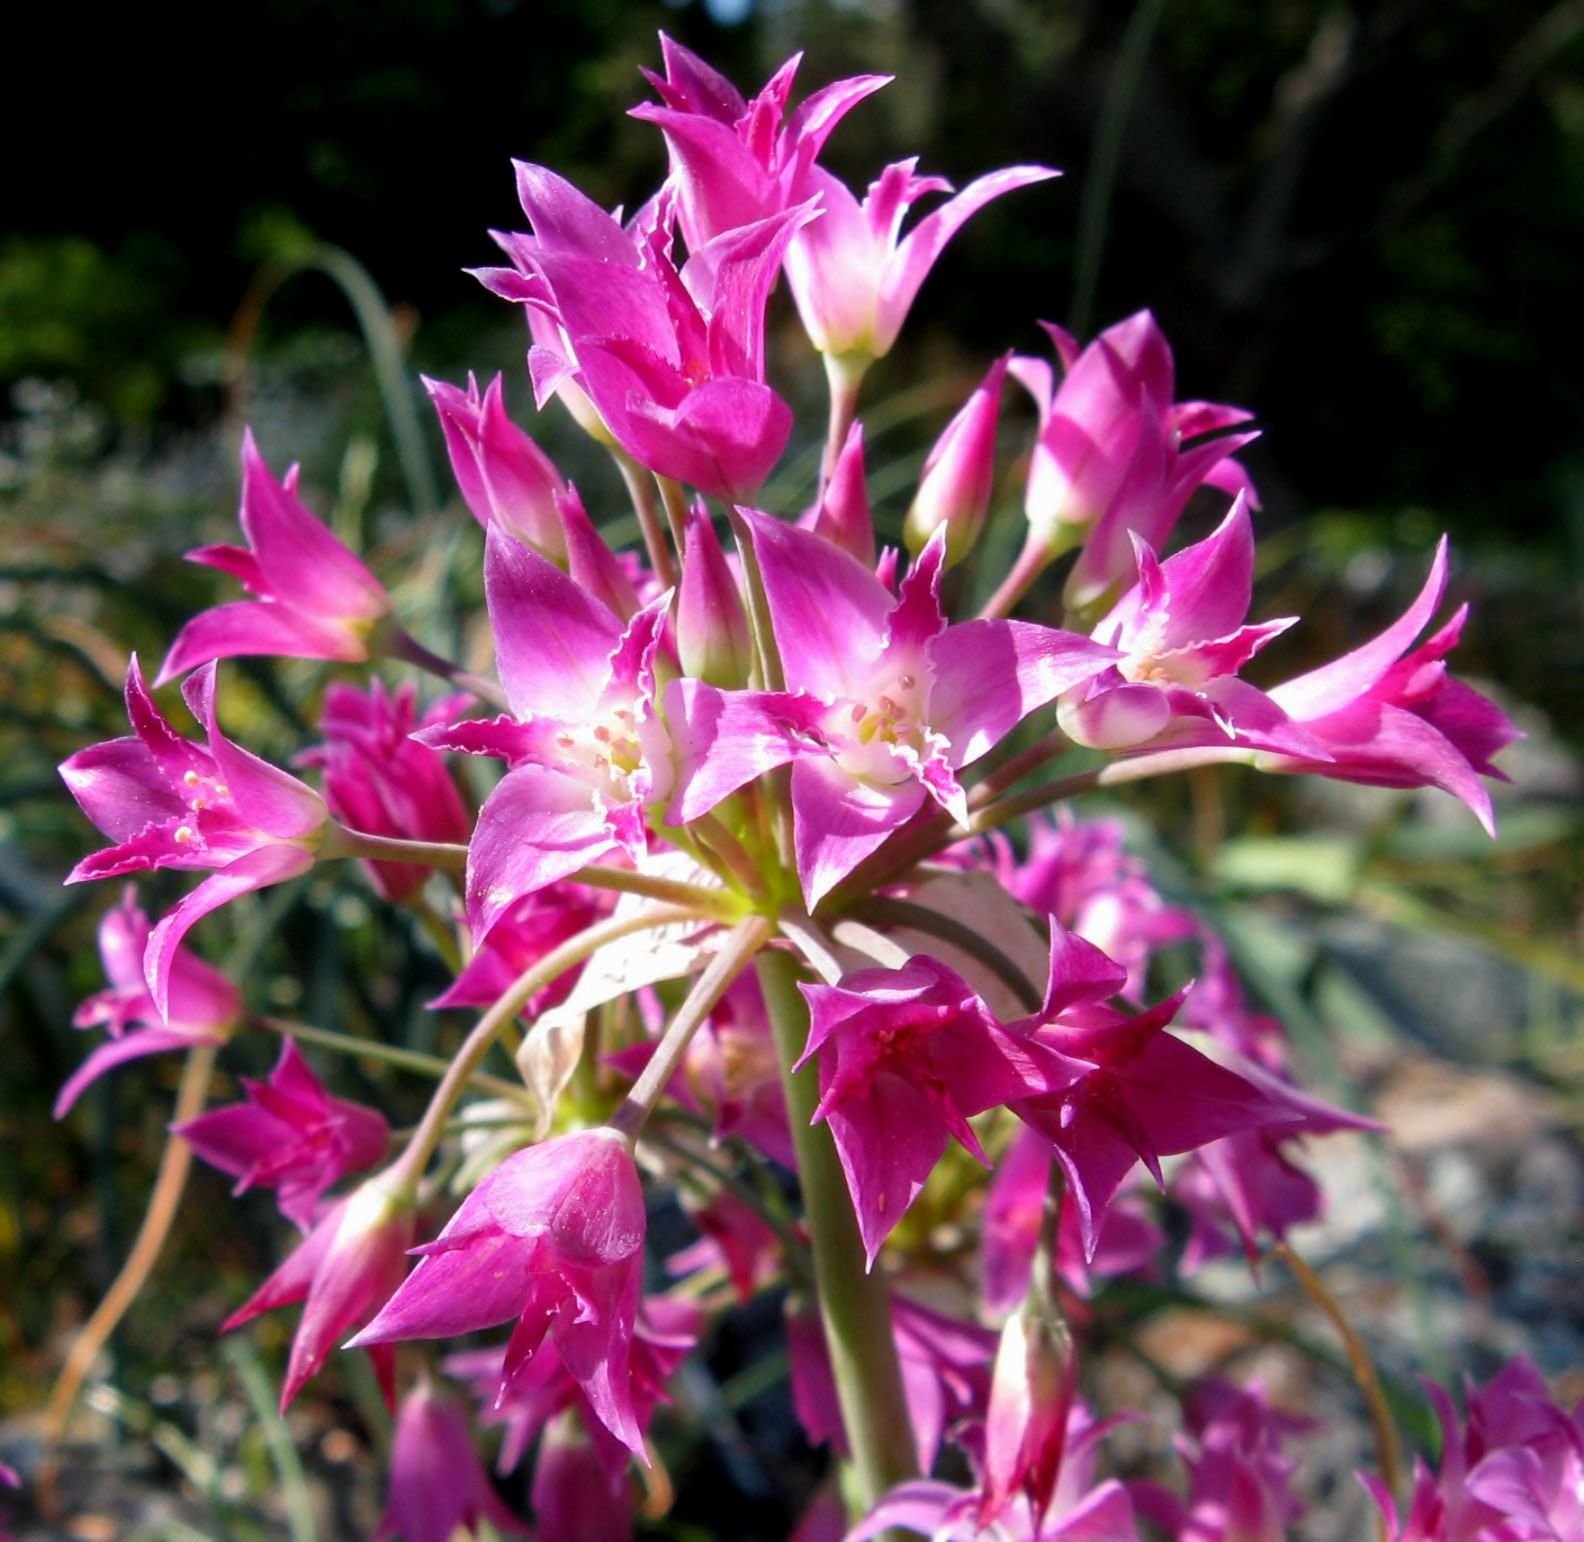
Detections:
[756, 947, 916, 1518]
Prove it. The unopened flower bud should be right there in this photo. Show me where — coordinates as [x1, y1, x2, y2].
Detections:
[904, 355, 1007, 568]
[677, 505, 753, 687]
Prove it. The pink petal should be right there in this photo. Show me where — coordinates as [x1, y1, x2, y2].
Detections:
[792, 755, 921, 910]
[157, 601, 365, 684]
[55, 1026, 213, 1118]
[59, 736, 185, 845]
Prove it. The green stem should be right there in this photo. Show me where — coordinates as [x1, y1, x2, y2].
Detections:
[321, 822, 469, 871]
[572, 863, 742, 918]
[977, 527, 1058, 621]
[655, 475, 691, 554]
[821, 352, 869, 493]
[756, 947, 916, 1518]
[382, 624, 508, 710]
[252, 1015, 525, 1100]
[609, 916, 773, 1143]
[615, 451, 677, 588]
[390, 905, 706, 1185]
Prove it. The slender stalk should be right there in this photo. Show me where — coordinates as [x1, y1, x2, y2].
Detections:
[967, 729, 1073, 809]
[615, 451, 677, 588]
[252, 1015, 526, 1100]
[977, 528, 1058, 620]
[319, 821, 470, 871]
[383, 624, 508, 709]
[655, 475, 691, 554]
[609, 915, 773, 1143]
[410, 891, 464, 975]
[821, 353, 869, 493]
[1274, 1242, 1402, 1511]
[42, 1045, 218, 1482]
[390, 905, 705, 1185]
[687, 811, 773, 904]
[572, 863, 742, 918]
[756, 948, 917, 1518]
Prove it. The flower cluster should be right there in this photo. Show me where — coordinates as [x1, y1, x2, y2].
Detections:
[51, 35, 1529, 1542]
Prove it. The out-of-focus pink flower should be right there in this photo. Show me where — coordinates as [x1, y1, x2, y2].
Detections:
[297, 681, 471, 903]
[1057, 500, 1325, 760]
[425, 372, 569, 560]
[477, 167, 812, 500]
[1011, 926, 1307, 1256]
[377, 1377, 526, 1542]
[981, 1127, 1162, 1314]
[667, 1188, 785, 1303]
[59, 660, 325, 1014]
[904, 356, 1009, 568]
[158, 430, 390, 683]
[631, 36, 889, 253]
[57, 888, 240, 1118]
[1258, 540, 1521, 835]
[796, 954, 1077, 1266]
[784, 160, 1057, 363]
[531, 1409, 633, 1542]
[666, 511, 1114, 907]
[417, 526, 672, 939]
[223, 1176, 416, 1410]
[1362, 1358, 1584, 1541]
[1010, 312, 1258, 608]
[788, 1294, 995, 1472]
[175, 1040, 389, 1232]
[352, 1130, 649, 1457]
[851, 1403, 1142, 1540]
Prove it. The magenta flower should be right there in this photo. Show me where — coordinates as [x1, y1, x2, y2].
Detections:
[297, 681, 471, 904]
[1011, 926, 1305, 1255]
[223, 1176, 416, 1410]
[667, 1188, 785, 1303]
[157, 430, 390, 683]
[784, 158, 1058, 363]
[797, 955, 1078, 1266]
[377, 1378, 526, 1542]
[1010, 311, 1258, 607]
[478, 166, 811, 500]
[59, 659, 326, 1013]
[666, 511, 1115, 907]
[425, 372, 569, 560]
[351, 1129, 649, 1457]
[1056, 499, 1325, 758]
[1258, 539, 1521, 834]
[57, 888, 240, 1118]
[630, 35, 889, 252]
[174, 1039, 389, 1232]
[981, 1127, 1162, 1314]
[904, 355, 1009, 568]
[1362, 1358, 1584, 1542]
[417, 525, 672, 939]
[531, 1412, 633, 1542]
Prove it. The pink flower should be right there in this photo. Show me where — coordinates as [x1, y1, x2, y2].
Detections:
[416, 526, 672, 939]
[784, 159, 1057, 362]
[788, 1294, 995, 1472]
[157, 430, 390, 683]
[424, 372, 569, 560]
[1056, 500, 1325, 759]
[222, 1176, 416, 1410]
[377, 1377, 526, 1541]
[630, 36, 889, 253]
[667, 1188, 785, 1303]
[478, 167, 812, 500]
[59, 659, 326, 1013]
[666, 511, 1115, 907]
[351, 1130, 649, 1457]
[797, 955, 1077, 1266]
[1011, 926, 1306, 1256]
[1010, 311, 1257, 607]
[904, 355, 1009, 568]
[297, 681, 471, 904]
[531, 1411, 633, 1542]
[57, 888, 240, 1118]
[174, 1039, 389, 1231]
[1258, 540, 1521, 834]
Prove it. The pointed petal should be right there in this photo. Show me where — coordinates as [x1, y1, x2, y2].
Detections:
[55, 1027, 212, 1118]
[664, 680, 825, 822]
[791, 756, 921, 909]
[814, 419, 877, 566]
[158, 601, 365, 683]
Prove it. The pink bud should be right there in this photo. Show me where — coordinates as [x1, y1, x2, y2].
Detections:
[904, 356, 1008, 567]
[677, 505, 753, 687]
[425, 372, 569, 562]
[813, 420, 876, 567]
